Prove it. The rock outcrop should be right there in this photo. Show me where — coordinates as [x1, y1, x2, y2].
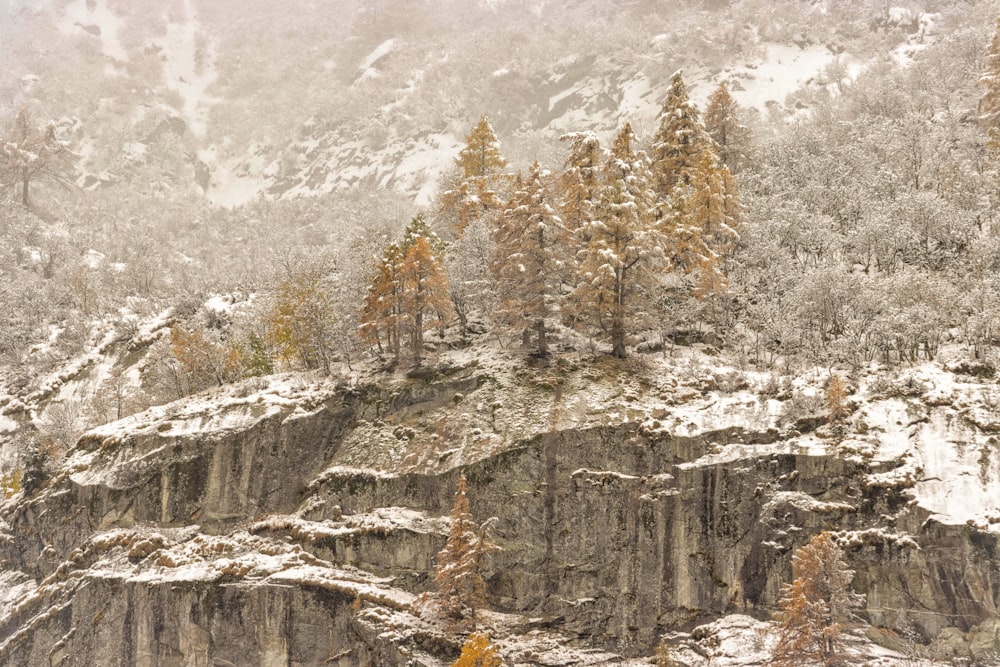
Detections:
[2, 355, 1000, 665]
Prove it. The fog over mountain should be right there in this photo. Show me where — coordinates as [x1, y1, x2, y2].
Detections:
[3, 1, 1000, 665]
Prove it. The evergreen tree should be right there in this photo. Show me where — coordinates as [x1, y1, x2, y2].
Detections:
[558, 131, 603, 239]
[703, 81, 752, 174]
[456, 114, 507, 179]
[491, 162, 568, 356]
[360, 243, 406, 361]
[651, 71, 713, 197]
[571, 123, 666, 358]
[771, 532, 865, 667]
[433, 475, 498, 623]
[398, 234, 452, 366]
[360, 217, 451, 366]
[452, 632, 502, 667]
[441, 115, 510, 239]
[674, 148, 740, 272]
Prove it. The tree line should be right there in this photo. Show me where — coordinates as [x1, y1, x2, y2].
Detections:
[360, 72, 743, 365]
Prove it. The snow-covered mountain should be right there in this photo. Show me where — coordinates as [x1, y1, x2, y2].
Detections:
[1, 0, 958, 207]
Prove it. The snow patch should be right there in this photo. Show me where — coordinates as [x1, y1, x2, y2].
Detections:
[59, 0, 127, 62]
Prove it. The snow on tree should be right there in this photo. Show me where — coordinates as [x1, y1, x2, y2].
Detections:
[980, 16, 1000, 155]
[431, 474, 498, 624]
[491, 162, 568, 356]
[452, 632, 502, 667]
[0, 109, 75, 209]
[359, 217, 452, 366]
[771, 532, 865, 667]
[398, 233, 452, 366]
[445, 215, 497, 336]
[265, 262, 341, 374]
[571, 122, 666, 358]
[651, 71, 713, 197]
[440, 115, 510, 239]
[558, 131, 604, 240]
[688, 148, 740, 251]
[456, 114, 507, 179]
[360, 243, 406, 361]
[703, 81, 752, 174]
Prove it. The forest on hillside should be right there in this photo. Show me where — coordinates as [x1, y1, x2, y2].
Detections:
[0, 1, 999, 483]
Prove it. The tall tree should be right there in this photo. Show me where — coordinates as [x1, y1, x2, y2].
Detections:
[398, 234, 452, 366]
[491, 163, 568, 356]
[558, 131, 603, 239]
[703, 82, 752, 174]
[571, 123, 666, 358]
[456, 114, 507, 179]
[432, 475, 498, 623]
[360, 217, 451, 366]
[360, 243, 406, 361]
[688, 149, 740, 255]
[771, 532, 865, 667]
[440, 115, 510, 239]
[651, 71, 713, 197]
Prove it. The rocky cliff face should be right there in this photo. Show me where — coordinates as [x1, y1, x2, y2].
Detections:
[2, 350, 1000, 665]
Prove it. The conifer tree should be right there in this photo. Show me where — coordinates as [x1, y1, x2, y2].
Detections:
[826, 374, 849, 422]
[360, 217, 452, 365]
[433, 475, 498, 623]
[651, 71, 713, 197]
[674, 148, 740, 271]
[571, 123, 666, 358]
[981, 16, 1000, 155]
[703, 81, 752, 174]
[360, 243, 405, 361]
[456, 114, 507, 179]
[398, 234, 452, 366]
[771, 532, 865, 667]
[453, 632, 502, 667]
[442, 115, 510, 239]
[491, 162, 567, 356]
[558, 131, 603, 238]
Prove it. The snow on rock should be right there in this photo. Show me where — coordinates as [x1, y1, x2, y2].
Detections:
[158, 0, 219, 138]
[59, 0, 127, 63]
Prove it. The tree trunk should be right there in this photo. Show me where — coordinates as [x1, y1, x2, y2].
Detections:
[412, 310, 423, 365]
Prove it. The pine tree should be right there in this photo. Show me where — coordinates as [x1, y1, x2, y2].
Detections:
[558, 131, 603, 239]
[398, 234, 452, 366]
[492, 162, 568, 356]
[771, 532, 865, 667]
[826, 374, 849, 422]
[360, 243, 406, 361]
[360, 218, 451, 366]
[456, 114, 507, 179]
[982, 17, 1000, 156]
[452, 632, 502, 667]
[433, 475, 498, 623]
[703, 81, 752, 174]
[571, 122, 666, 358]
[442, 115, 510, 239]
[651, 71, 713, 197]
[674, 148, 741, 297]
